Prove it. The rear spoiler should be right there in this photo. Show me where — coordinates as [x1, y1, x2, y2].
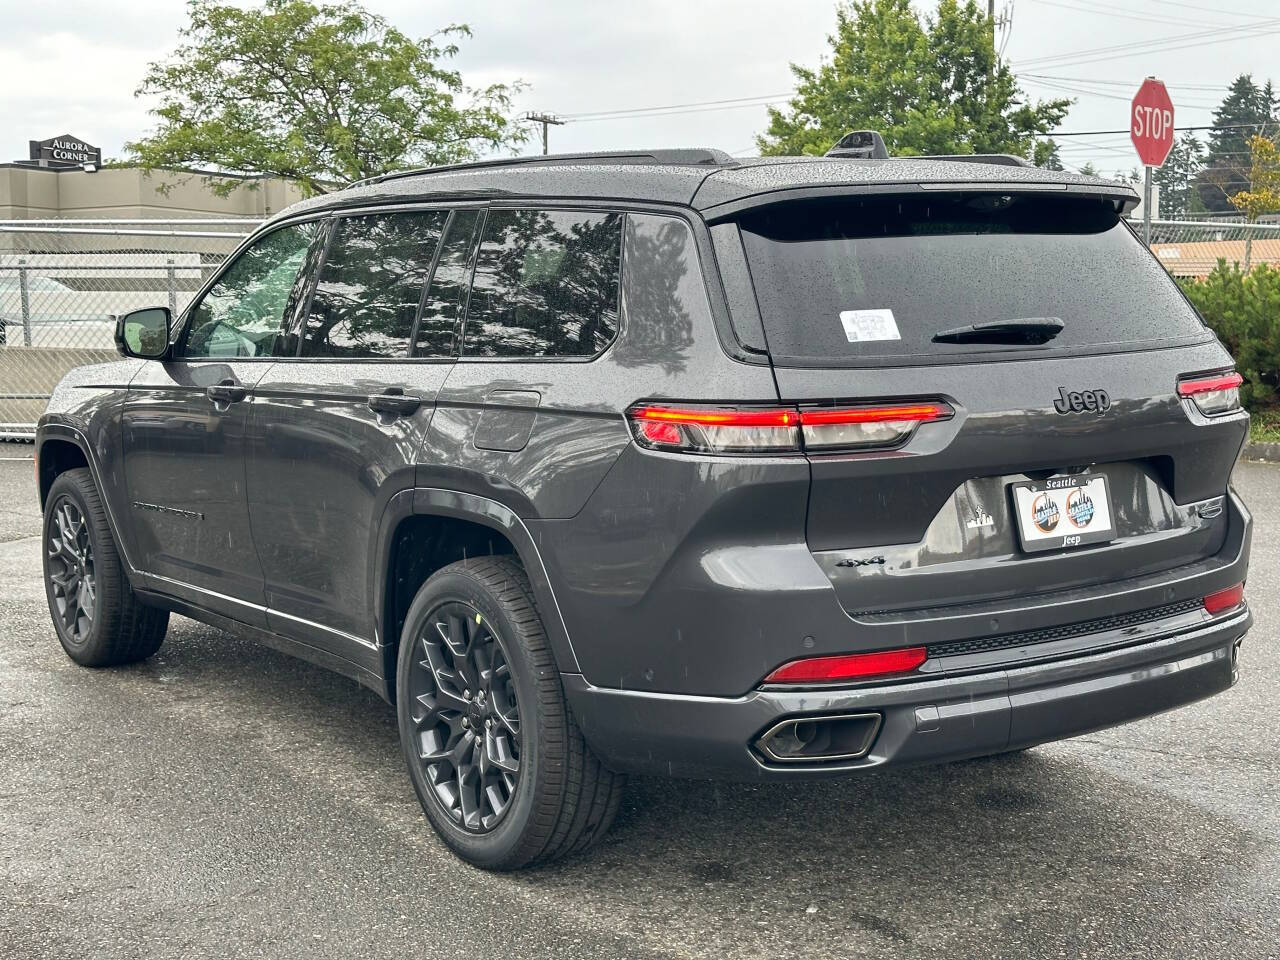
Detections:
[702, 180, 1141, 222]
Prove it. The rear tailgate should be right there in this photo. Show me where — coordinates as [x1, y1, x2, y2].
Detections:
[734, 189, 1247, 618]
[774, 346, 1245, 615]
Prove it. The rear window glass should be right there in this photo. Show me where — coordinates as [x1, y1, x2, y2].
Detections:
[738, 193, 1207, 364]
[463, 208, 622, 358]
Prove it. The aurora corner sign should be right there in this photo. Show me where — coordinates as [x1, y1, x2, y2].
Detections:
[28, 134, 101, 168]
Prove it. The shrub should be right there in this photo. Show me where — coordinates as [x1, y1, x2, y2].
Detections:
[1180, 261, 1280, 411]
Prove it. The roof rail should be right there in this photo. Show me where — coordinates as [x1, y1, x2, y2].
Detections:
[347, 148, 736, 190]
[913, 153, 1034, 168]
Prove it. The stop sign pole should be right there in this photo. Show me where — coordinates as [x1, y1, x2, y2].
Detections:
[1131, 77, 1175, 245]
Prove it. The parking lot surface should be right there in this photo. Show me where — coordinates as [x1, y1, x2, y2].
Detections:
[1, 440, 1277, 960]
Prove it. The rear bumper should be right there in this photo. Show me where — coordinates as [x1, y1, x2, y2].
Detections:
[564, 607, 1250, 780]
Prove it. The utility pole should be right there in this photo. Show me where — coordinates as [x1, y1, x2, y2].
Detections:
[990, 0, 1013, 71]
[521, 112, 565, 155]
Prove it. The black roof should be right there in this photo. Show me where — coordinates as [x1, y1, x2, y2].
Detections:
[273, 151, 1141, 226]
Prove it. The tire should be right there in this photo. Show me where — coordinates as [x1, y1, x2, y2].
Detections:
[42, 468, 168, 667]
[396, 556, 624, 870]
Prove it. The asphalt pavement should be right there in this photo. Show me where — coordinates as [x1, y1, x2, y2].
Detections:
[1, 440, 1277, 960]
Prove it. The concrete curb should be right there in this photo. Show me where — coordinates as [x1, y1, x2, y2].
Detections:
[1242, 441, 1280, 463]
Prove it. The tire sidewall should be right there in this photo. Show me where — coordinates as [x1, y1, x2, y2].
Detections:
[42, 476, 102, 658]
[396, 564, 553, 869]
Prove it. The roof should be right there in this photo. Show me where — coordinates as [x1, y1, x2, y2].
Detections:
[270, 152, 1140, 226]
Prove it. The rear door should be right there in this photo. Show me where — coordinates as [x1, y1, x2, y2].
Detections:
[245, 207, 456, 657]
[424, 205, 627, 517]
[732, 191, 1247, 616]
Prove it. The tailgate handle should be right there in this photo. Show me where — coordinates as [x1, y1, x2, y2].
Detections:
[206, 378, 247, 405]
[367, 387, 422, 417]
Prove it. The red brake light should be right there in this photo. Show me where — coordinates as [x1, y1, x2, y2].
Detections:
[627, 404, 799, 454]
[764, 646, 928, 684]
[1178, 371, 1242, 417]
[626, 401, 952, 455]
[1203, 583, 1244, 615]
[799, 403, 951, 425]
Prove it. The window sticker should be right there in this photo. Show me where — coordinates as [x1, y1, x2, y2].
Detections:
[839, 308, 901, 343]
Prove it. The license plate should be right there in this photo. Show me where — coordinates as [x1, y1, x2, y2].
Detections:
[1010, 474, 1114, 553]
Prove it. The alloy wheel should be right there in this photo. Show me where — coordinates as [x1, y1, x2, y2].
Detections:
[407, 601, 522, 833]
[47, 497, 96, 644]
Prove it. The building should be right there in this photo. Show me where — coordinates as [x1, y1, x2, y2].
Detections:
[1151, 240, 1280, 279]
[2, 133, 306, 219]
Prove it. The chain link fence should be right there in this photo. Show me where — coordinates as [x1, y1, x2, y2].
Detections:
[2, 214, 1278, 438]
[1135, 218, 1280, 280]
[0, 219, 256, 439]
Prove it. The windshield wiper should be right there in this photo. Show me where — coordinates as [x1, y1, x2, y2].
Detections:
[932, 317, 1065, 345]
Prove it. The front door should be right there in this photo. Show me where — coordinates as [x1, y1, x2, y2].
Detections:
[245, 208, 465, 658]
[122, 220, 324, 625]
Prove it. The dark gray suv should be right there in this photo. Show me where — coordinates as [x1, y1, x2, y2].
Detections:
[35, 148, 1253, 869]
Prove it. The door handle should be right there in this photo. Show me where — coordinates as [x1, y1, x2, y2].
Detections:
[207, 378, 248, 405]
[367, 388, 422, 417]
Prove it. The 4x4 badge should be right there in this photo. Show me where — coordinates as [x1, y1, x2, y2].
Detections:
[1054, 386, 1111, 414]
[836, 555, 886, 568]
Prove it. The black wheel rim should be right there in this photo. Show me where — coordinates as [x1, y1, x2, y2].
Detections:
[47, 496, 95, 643]
[407, 602, 522, 833]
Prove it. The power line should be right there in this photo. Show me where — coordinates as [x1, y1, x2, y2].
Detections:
[1013, 18, 1280, 70]
[1034, 0, 1219, 29]
[564, 93, 791, 122]
[1050, 121, 1277, 138]
[1024, 76, 1221, 108]
[1024, 73, 1226, 92]
[1145, 0, 1276, 20]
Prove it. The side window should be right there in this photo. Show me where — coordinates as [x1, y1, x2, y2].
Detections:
[464, 209, 623, 358]
[300, 210, 447, 359]
[183, 222, 319, 358]
[415, 210, 482, 357]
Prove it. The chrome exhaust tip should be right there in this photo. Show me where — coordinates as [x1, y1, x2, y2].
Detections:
[754, 713, 882, 764]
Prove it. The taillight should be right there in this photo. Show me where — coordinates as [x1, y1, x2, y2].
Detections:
[1203, 583, 1244, 615]
[764, 646, 928, 684]
[627, 404, 799, 454]
[626, 401, 952, 455]
[1178, 371, 1242, 417]
[800, 402, 952, 451]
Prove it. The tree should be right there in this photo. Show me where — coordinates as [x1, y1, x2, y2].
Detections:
[1078, 161, 1099, 177]
[1196, 74, 1278, 213]
[1228, 135, 1280, 271]
[1154, 133, 1205, 219]
[1038, 139, 1064, 170]
[126, 0, 526, 195]
[757, 0, 1069, 160]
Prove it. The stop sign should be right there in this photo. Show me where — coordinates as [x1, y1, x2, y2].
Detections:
[1131, 78, 1175, 167]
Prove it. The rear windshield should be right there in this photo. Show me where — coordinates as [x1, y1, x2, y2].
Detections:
[737, 193, 1207, 365]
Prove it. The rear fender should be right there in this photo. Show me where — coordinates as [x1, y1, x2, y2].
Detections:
[371, 487, 582, 700]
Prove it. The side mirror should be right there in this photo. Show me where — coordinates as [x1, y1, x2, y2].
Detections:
[115, 307, 172, 360]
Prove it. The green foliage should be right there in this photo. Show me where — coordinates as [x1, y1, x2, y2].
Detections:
[1180, 262, 1280, 410]
[756, 0, 1068, 160]
[1196, 74, 1279, 213]
[1153, 133, 1206, 219]
[126, 0, 525, 195]
[1228, 135, 1280, 222]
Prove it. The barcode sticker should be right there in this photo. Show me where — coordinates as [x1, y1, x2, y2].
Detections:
[839, 309, 901, 343]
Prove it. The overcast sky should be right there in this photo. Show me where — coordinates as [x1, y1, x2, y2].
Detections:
[0, 0, 1276, 177]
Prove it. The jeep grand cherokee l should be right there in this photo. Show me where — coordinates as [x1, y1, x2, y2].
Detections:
[35, 147, 1252, 869]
